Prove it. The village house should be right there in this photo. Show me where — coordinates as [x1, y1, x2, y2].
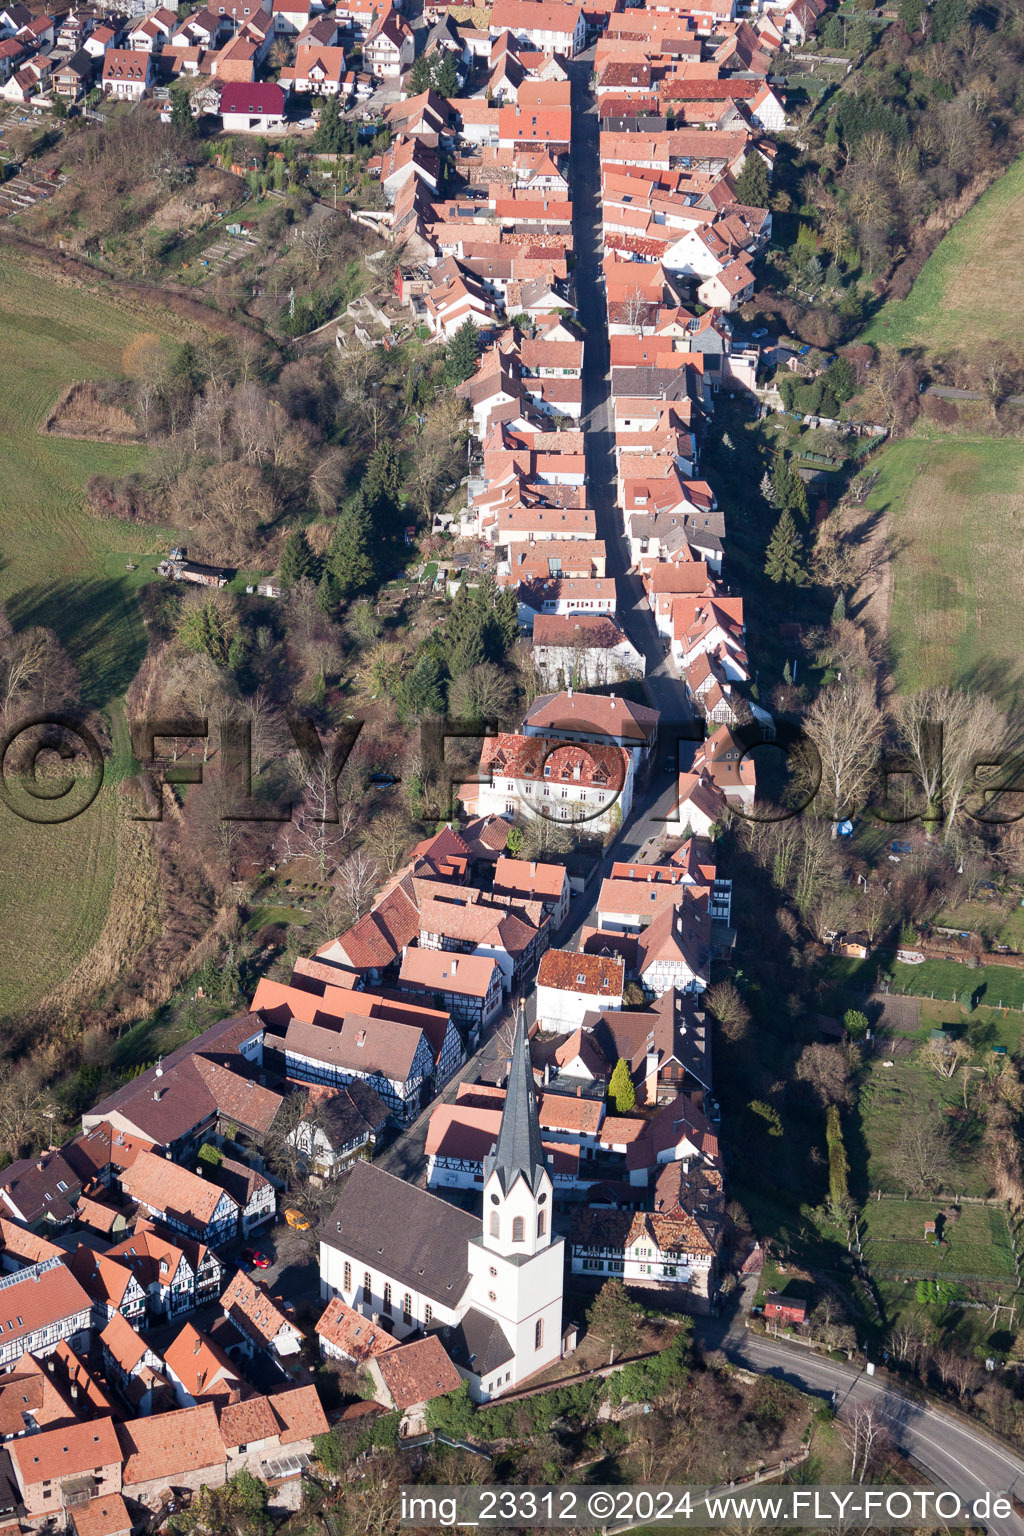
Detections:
[219, 78, 285, 130]
[461, 733, 635, 840]
[396, 949, 504, 1033]
[99, 1312, 174, 1418]
[119, 1404, 226, 1508]
[0, 1260, 93, 1371]
[491, 856, 571, 929]
[8, 1415, 123, 1523]
[287, 1081, 389, 1179]
[106, 1221, 224, 1320]
[531, 614, 645, 689]
[162, 1322, 244, 1408]
[219, 1270, 303, 1361]
[536, 950, 624, 1033]
[119, 1151, 241, 1248]
[100, 47, 151, 96]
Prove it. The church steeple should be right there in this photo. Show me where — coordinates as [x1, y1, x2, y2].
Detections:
[484, 1010, 547, 1197]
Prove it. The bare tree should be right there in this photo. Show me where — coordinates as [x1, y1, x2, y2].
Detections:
[363, 809, 411, 877]
[795, 1043, 854, 1108]
[0, 618, 46, 721]
[335, 848, 381, 925]
[705, 980, 751, 1042]
[0, 1062, 45, 1162]
[887, 1323, 922, 1368]
[800, 681, 882, 832]
[280, 753, 350, 880]
[921, 1036, 971, 1081]
[838, 1404, 887, 1483]
[890, 1108, 954, 1195]
[894, 686, 1006, 839]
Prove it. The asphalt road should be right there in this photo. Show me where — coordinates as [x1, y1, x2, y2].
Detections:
[702, 1301, 1024, 1534]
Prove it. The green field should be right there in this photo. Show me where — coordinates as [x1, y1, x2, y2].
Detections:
[0, 256, 185, 710]
[0, 256, 184, 1019]
[862, 436, 1024, 698]
[860, 1199, 1014, 1280]
[862, 153, 1024, 357]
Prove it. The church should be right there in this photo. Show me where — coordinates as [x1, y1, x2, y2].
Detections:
[319, 1017, 566, 1401]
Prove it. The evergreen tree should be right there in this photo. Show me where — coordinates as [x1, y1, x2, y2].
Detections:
[433, 50, 460, 97]
[759, 470, 775, 505]
[609, 1058, 635, 1114]
[898, 0, 924, 28]
[317, 569, 341, 618]
[169, 84, 197, 137]
[832, 592, 846, 625]
[278, 528, 315, 589]
[733, 153, 770, 208]
[407, 52, 433, 93]
[444, 319, 481, 387]
[764, 509, 808, 586]
[587, 1280, 642, 1364]
[363, 439, 402, 535]
[493, 583, 520, 656]
[312, 95, 347, 153]
[228, 629, 256, 693]
[178, 600, 232, 665]
[826, 355, 856, 402]
[395, 653, 444, 722]
[931, 0, 969, 38]
[505, 824, 524, 856]
[329, 498, 375, 598]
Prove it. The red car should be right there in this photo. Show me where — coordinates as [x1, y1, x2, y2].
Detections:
[243, 1248, 271, 1269]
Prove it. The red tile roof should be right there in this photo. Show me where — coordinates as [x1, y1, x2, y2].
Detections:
[537, 949, 624, 996]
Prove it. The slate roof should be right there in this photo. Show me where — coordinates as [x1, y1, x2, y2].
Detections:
[323, 1161, 477, 1307]
[483, 1012, 546, 1197]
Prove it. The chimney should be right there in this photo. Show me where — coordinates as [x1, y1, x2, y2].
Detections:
[576, 1084, 582, 1098]
[450, 958, 457, 977]
[530, 861, 537, 875]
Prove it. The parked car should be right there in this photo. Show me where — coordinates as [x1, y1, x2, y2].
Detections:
[284, 1207, 312, 1231]
[752, 327, 769, 339]
[243, 1248, 270, 1269]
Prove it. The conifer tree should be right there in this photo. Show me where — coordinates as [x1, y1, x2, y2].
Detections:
[278, 528, 315, 589]
[609, 1058, 635, 1114]
[444, 319, 480, 386]
[433, 50, 459, 97]
[329, 498, 375, 598]
[733, 153, 770, 208]
[764, 509, 808, 586]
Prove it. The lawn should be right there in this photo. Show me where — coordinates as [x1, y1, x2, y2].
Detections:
[0, 254, 188, 1019]
[860, 1199, 1014, 1280]
[862, 152, 1024, 358]
[825, 953, 1024, 1011]
[861, 436, 1024, 699]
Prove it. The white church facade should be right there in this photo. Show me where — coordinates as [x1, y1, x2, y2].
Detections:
[319, 1017, 565, 1401]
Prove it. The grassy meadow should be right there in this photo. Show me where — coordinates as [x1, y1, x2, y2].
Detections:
[862, 153, 1024, 358]
[0, 255, 185, 1019]
[861, 436, 1024, 699]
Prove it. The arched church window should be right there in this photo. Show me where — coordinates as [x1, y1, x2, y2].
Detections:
[512, 1216, 525, 1243]
[489, 1212, 500, 1238]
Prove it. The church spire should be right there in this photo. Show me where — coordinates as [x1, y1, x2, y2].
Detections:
[484, 1008, 546, 1195]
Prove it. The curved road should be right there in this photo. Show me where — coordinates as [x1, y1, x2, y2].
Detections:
[699, 1297, 1024, 1533]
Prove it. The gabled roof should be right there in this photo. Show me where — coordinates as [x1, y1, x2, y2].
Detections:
[118, 1403, 223, 1487]
[120, 1150, 239, 1230]
[315, 1295, 400, 1363]
[376, 1335, 461, 1410]
[9, 1416, 121, 1488]
[324, 1160, 476, 1307]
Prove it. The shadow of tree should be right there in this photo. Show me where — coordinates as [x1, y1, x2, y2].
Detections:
[8, 573, 148, 712]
